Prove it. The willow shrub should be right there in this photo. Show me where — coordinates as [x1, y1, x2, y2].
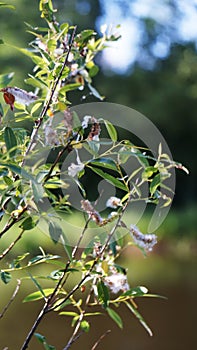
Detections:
[0, 1, 188, 349]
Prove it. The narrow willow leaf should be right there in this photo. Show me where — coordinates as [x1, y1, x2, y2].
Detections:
[84, 312, 102, 316]
[122, 286, 148, 297]
[59, 83, 81, 94]
[23, 288, 54, 302]
[150, 174, 161, 196]
[104, 120, 117, 142]
[31, 102, 42, 115]
[0, 3, 15, 9]
[97, 280, 109, 309]
[34, 333, 56, 350]
[89, 157, 118, 171]
[0, 162, 35, 181]
[49, 221, 63, 244]
[0, 271, 11, 284]
[76, 29, 96, 42]
[106, 307, 123, 329]
[59, 311, 78, 317]
[31, 180, 45, 202]
[125, 301, 153, 336]
[88, 166, 128, 191]
[4, 126, 17, 157]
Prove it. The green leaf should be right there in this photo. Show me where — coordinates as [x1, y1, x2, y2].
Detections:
[31, 102, 42, 115]
[3, 175, 13, 186]
[125, 301, 153, 336]
[0, 102, 3, 117]
[25, 74, 47, 88]
[75, 29, 96, 43]
[106, 307, 123, 329]
[23, 288, 54, 302]
[0, 72, 14, 87]
[0, 271, 11, 284]
[0, 162, 35, 181]
[59, 83, 81, 94]
[20, 217, 37, 230]
[150, 174, 161, 196]
[34, 333, 56, 350]
[88, 165, 128, 191]
[104, 120, 117, 142]
[89, 64, 99, 77]
[59, 311, 78, 317]
[80, 320, 90, 333]
[89, 157, 118, 171]
[31, 180, 45, 202]
[49, 221, 63, 244]
[9, 253, 29, 269]
[122, 286, 148, 297]
[97, 280, 109, 309]
[4, 126, 17, 157]
[0, 39, 4, 44]
[0, 3, 15, 9]
[142, 166, 158, 179]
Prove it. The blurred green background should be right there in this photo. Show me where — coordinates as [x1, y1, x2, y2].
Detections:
[0, 1, 196, 349]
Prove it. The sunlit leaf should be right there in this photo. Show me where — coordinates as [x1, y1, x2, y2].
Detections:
[59, 311, 78, 317]
[23, 288, 54, 302]
[89, 157, 118, 171]
[104, 120, 117, 142]
[88, 165, 128, 191]
[122, 286, 148, 297]
[0, 3, 15, 9]
[80, 320, 90, 333]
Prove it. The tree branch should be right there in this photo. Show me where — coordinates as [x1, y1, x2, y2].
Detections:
[0, 229, 25, 261]
[91, 330, 111, 350]
[0, 279, 21, 319]
[22, 26, 77, 162]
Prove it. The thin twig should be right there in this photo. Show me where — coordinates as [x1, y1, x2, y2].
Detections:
[71, 218, 90, 259]
[0, 205, 28, 239]
[22, 26, 77, 163]
[62, 313, 84, 350]
[20, 258, 72, 350]
[91, 330, 111, 350]
[0, 229, 25, 261]
[49, 200, 130, 312]
[0, 279, 21, 319]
